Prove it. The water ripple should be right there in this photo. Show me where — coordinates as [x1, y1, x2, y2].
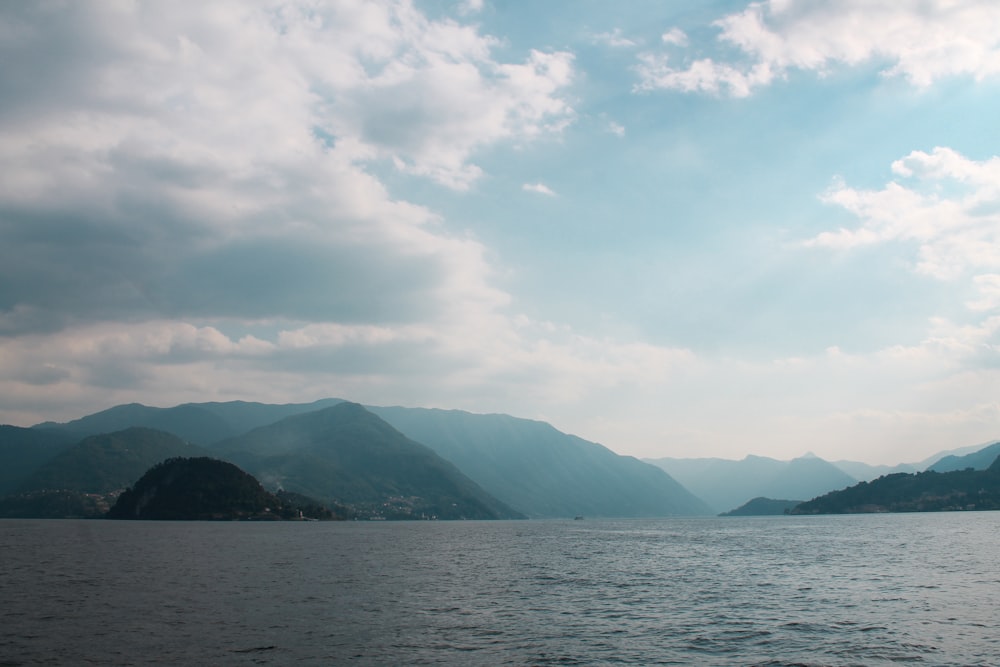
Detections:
[1, 514, 998, 665]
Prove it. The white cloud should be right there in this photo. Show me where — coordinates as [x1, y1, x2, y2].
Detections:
[784, 148, 1000, 462]
[636, 0, 1000, 96]
[607, 121, 625, 137]
[0, 3, 995, 466]
[522, 182, 556, 196]
[5, 284, 996, 466]
[807, 148, 1000, 283]
[459, 0, 485, 15]
[0, 313, 700, 434]
[744, 147, 1000, 461]
[2, 296, 996, 466]
[660, 28, 688, 47]
[968, 274, 1000, 312]
[592, 28, 637, 48]
[636, 53, 773, 97]
[354, 46, 576, 190]
[0, 0, 579, 425]
[0, 2, 576, 201]
[0, 1, 574, 338]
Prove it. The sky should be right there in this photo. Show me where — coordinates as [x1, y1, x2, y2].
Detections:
[1, 0, 998, 465]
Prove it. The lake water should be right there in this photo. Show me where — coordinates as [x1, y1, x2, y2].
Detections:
[1, 513, 998, 666]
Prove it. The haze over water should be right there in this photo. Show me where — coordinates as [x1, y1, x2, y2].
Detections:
[2, 514, 997, 666]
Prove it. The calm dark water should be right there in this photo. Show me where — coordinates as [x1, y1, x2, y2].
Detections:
[1, 514, 998, 666]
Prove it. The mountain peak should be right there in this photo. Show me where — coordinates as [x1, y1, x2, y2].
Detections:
[215, 402, 524, 520]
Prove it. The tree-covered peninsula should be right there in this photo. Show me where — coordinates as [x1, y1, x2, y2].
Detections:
[720, 497, 803, 516]
[107, 457, 342, 520]
[790, 455, 1000, 514]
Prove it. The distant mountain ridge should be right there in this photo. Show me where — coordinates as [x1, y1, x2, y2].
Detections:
[792, 454, 1000, 514]
[24, 398, 710, 518]
[647, 438, 1000, 514]
[33, 399, 344, 445]
[0, 427, 207, 518]
[18, 427, 207, 494]
[368, 406, 711, 517]
[927, 441, 1000, 473]
[34, 403, 235, 444]
[646, 454, 857, 514]
[831, 460, 917, 482]
[720, 497, 803, 517]
[0, 426, 77, 495]
[21, 398, 996, 519]
[214, 402, 523, 520]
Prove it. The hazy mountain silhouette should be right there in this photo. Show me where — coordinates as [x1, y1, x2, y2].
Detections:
[32, 399, 348, 445]
[196, 398, 343, 438]
[29, 398, 712, 518]
[831, 460, 918, 481]
[0, 427, 207, 518]
[34, 403, 235, 444]
[16, 427, 207, 494]
[0, 425, 77, 495]
[215, 403, 523, 520]
[646, 453, 857, 514]
[367, 406, 711, 517]
[926, 441, 1000, 473]
[792, 455, 1000, 514]
[719, 497, 803, 516]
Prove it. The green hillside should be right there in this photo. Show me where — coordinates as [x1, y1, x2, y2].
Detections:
[0, 425, 76, 495]
[34, 403, 235, 444]
[791, 455, 1000, 514]
[927, 441, 1000, 472]
[32, 399, 346, 445]
[368, 406, 711, 517]
[107, 457, 337, 520]
[24, 398, 718, 518]
[216, 403, 523, 520]
[17, 427, 207, 494]
[720, 497, 803, 516]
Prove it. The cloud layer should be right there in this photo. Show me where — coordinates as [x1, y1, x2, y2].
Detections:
[809, 148, 1000, 284]
[0, 1, 574, 336]
[0, 1, 588, 424]
[636, 0, 1000, 96]
[0, 1, 997, 465]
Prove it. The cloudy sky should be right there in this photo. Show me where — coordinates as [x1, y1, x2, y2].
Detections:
[1, 0, 998, 464]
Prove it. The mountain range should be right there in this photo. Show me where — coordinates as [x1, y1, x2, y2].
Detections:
[33, 399, 343, 444]
[0, 425, 77, 495]
[926, 441, 1000, 473]
[4, 398, 997, 518]
[645, 454, 858, 515]
[0, 427, 210, 519]
[20, 427, 207, 494]
[791, 454, 1000, 514]
[4, 399, 710, 518]
[645, 441, 1000, 514]
[367, 406, 709, 518]
[213, 402, 523, 520]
